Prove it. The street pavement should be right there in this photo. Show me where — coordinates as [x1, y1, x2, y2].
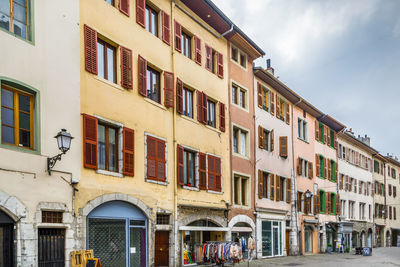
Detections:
[202, 247, 400, 267]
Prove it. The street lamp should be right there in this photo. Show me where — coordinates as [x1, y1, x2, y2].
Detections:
[305, 189, 312, 199]
[47, 129, 74, 175]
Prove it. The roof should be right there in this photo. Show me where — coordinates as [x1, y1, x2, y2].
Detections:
[384, 155, 400, 167]
[180, 0, 265, 58]
[338, 131, 379, 155]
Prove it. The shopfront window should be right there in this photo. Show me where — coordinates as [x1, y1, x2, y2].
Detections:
[262, 220, 283, 257]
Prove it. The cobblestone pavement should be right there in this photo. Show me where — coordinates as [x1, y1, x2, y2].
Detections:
[200, 247, 400, 267]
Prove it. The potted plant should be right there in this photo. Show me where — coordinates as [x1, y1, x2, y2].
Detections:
[327, 243, 333, 253]
[346, 247, 350, 253]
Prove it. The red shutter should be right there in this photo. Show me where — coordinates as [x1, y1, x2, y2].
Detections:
[123, 127, 135, 176]
[207, 155, 215, 190]
[217, 52, 223, 78]
[84, 25, 97, 75]
[136, 0, 145, 27]
[196, 90, 202, 122]
[176, 78, 183, 114]
[164, 71, 174, 108]
[194, 36, 202, 65]
[120, 46, 133, 89]
[138, 55, 147, 96]
[202, 92, 208, 124]
[162, 11, 170, 45]
[156, 139, 166, 181]
[199, 152, 207, 189]
[205, 45, 212, 71]
[119, 0, 130, 16]
[174, 20, 182, 52]
[83, 114, 98, 169]
[219, 102, 225, 132]
[177, 145, 184, 186]
[215, 157, 221, 192]
[147, 136, 157, 179]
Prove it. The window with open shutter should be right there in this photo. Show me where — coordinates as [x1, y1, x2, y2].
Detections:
[199, 152, 207, 189]
[276, 94, 280, 119]
[324, 158, 327, 179]
[217, 52, 223, 78]
[123, 127, 134, 176]
[164, 71, 174, 108]
[270, 174, 275, 200]
[176, 78, 183, 114]
[219, 103, 225, 132]
[194, 36, 202, 65]
[257, 82, 262, 108]
[308, 162, 313, 179]
[286, 179, 291, 204]
[286, 104, 290, 125]
[84, 25, 98, 74]
[162, 11, 170, 45]
[205, 45, 212, 71]
[314, 193, 320, 214]
[279, 136, 288, 158]
[202, 92, 208, 124]
[83, 114, 98, 169]
[328, 160, 331, 180]
[177, 145, 184, 185]
[297, 158, 302, 176]
[270, 91, 275, 116]
[174, 20, 182, 52]
[270, 129, 274, 152]
[138, 55, 147, 96]
[258, 170, 264, 199]
[121, 46, 133, 89]
[315, 154, 320, 177]
[119, 0, 130, 16]
[136, 0, 145, 27]
[258, 126, 264, 149]
[275, 175, 281, 201]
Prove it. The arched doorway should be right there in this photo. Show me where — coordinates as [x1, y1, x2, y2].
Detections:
[231, 222, 253, 259]
[0, 209, 15, 267]
[360, 231, 366, 247]
[304, 226, 313, 253]
[87, 201, 148, 267]
[386, 230, 391, 247]
[367, 229, 372, 247]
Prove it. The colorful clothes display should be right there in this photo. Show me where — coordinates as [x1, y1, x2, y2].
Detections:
[191, 242, 243, 265]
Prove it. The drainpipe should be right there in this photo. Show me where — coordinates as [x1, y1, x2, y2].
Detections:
[383, 162, 387, 246]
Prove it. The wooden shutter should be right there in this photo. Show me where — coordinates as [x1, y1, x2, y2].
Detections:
[323, 125, 327, 144]
[276, 94, 280, 118]
[147, 136, 157, 179]
[119, 0, 130, 16]
[359, 180, 362, 194]
[327, 127, 331, 146]
[276, 176, 281, 201]
[164, 71, 174, 108]
[335, 194, 340, 215]
[270, 174, 275, 200]
[334, 132, 338, 149]
[219, 103, 225, 132]
[174, 20, 182, 52]
[286, 179, 291, 204]
[138, 55, 147, 96]
[177, 145, 184, 186]
[286, 104, 290, 125]
[315, 154, 320, 177]
[136, 0, 145, 27]
[83, 114, 98, 169]
[123, 127, 135, 176]
[207, 155, 215, 190]
[328, 160, 331, 180]
[315, 120, 319, 141]
[156, 139, 166, 181]
[257, 82, 262, 108]
[176, 78, 183, 114]
[258, 126, 264, 149]
[199, 152, 207, 189]
[258, 170, 264, 199]
[339, 174, 343, 189]
[270, 129, 274, 152]
[308, 162, 313, 179]
[314, 193, 320, 214]
[194, 36, 202, 65]
[335, 162, 338, 182]
[162, 11, 170, 45]
[215, 157, 221, 192]
[205, 45, 212, 71]
[84, 25, 97, 74]
[121, 46, 133, 89]
[270, 91, 275, 116]
[202, 92, 207, 124]
[279, 136, 288, 157]
[297, 158, 302, 176]
[217, 52, 223, 78]
[196, 91, 202, 122]
[324, 158, 327, 179]
[326, 192, 330, 214]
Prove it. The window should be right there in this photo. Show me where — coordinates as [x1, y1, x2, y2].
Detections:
[233, 174, 249, 206]
[297, 158, 312, 179]
[231, 84, 237, 104]
[156, 214, 170, 225]
[374, 160, 379, 173]
[359, 203, 365, 220]
[0, 0, 30, 40]
[329, 129, 335, 147]
[146, 135, 166, 182]
[42, 211, 63, 223]
[320, 190, 325, 213]
[98, 123, 118, 172]
[329, 159, 336, 182]
[298, 192, 304, 212]
[97, 39, 116, 83]
[231, 46, 238, 62]
[341, 200, 346, 218]
[183, 149, 196, 187]
[319, 123, 324, 143]
[181, 31, 191, 58]
[231, 83, 247, 109]
[389, 184, 392, 196]
[280, 176, 286, 202]
[261, 172, 273, 200]
[145, 5, 158, 36]
[257, 83, 271, 112]
[297, 118, 308, 141]
[279, 136, 288, 158]
[207, 154, 221, 192]
[232, 126, 248, 157]
[146, 66, 161, 103]
[258, 126, 273, 152]
[105, 0, 114, 5]
[392, 168, 396, 179]
[316, 154, 325, 178]
[206, 100, 216, 127]
[278, 97, 287, 121]
[230, 44, 247, 69]
[182, 86, 193, 118]
[349, 201, 355, 219]
[394, 186, 397, 198]
[1, 85, 33, 148]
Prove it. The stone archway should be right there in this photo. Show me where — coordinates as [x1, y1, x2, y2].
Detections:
[179, 213, 226, 228]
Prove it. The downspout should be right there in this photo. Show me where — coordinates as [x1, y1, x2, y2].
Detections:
[252, 74, 258, 259]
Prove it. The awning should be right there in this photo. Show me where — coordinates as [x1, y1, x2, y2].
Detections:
[391, 228, 400, 232]
[231, 227, 253, 233]
[179, 226, 230, 232]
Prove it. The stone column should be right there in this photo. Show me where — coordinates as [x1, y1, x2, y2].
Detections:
[320, 223, 327, 253]
[289, 170, 299, 255]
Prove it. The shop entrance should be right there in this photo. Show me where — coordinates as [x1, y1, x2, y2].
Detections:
[154, 231, 169, 267]
[231, 222, 253, 259]
[304, 226, 313, 253]
[38, 228, 65, 267]
[0, 210, 14, 267]
[261, 220, 282, 257]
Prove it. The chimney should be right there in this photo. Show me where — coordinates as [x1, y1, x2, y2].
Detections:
[266, 59, 274, 76]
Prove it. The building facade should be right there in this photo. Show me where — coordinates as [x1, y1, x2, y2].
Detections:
[373, 154, 387, 247]
[0, 0, 81, 266]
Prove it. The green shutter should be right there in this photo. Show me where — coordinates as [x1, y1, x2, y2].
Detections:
[332, 193, 336, 215]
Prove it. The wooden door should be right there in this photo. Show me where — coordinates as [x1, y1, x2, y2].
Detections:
[286, 229, 290, 255]
[38, 228, 65, 267]
[155, 231, 169, 267]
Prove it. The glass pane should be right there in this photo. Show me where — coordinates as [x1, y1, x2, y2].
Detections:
[240, 132, 246, 156]
[262, 221, 272, 256]
[13, 2, 26, 23]
[182, 89, 186, 115]
[188, 152, 194, 185]
[97, 42, 105, 79]
[2, 107, 14, 126]
[19, 129, 30, 147]
[145, 8, 150, 31]
[146, 69, 151, 97]
[183, 151, 187, 184]
[105, 0, 113, 5]
[13, 19, 26, 38]
[273, 227, 279, 256]
[187, 91, 193, 118]
[151, 12, 157, 36]
[14, 0, 26, 6]
[2, 89, 14, 108]
[2, 125, 14, 144]
[130, 227, 146, 267]
[107, 47, 115, 82]
[18, 94, 30, 112]
[98, 125, 106, 169]
[19, 111, 30, 130]
[0, 12, 10, 31]
[108, 127, 117, 172]
[0, 0, 10, 14]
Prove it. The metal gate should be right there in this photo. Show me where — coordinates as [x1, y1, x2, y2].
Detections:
[38, 228, 65, 267]
[0, 223, 14, 267]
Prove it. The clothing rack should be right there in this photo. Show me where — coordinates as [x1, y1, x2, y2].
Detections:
[198, 241, 243, 266]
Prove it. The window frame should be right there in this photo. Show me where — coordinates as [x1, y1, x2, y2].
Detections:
[97, 122, 119, 172]
[182, 86, 193, 118]
[183, 148, 197, 188]
[231, 81, 249, 111]
[145, 4, 159, 37]
[0, 0, 31, 41]
[206, 99, 216, 128]
[230, 44, 247, 70]
[232, 124, 249, 158]
[145, 133, 167, 183]
[146, 65, 161, 104]
[319, 190, 326, 214]
[181, 30, 192, 59]
[297, 117, 308, 142]
[97, 38, 117, 83]
[233, 172, 250, 207]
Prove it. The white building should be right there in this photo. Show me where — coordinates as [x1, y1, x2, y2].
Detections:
[0, 0, 80, 266]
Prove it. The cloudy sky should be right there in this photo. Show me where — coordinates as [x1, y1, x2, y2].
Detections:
[214, 0, 400, 158]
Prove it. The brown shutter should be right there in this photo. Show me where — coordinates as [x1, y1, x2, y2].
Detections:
[308, 162, 313, 179]
[316, 154, 320, 177]
[324, 158, 327, 179]
[84, 25, 97, 75]
[286, 179, 291, 204]
[279, 136, 288, 157]
[339, 174, 343, 189]
[326, 192, 330, 214]
[258, 170, 264, 199]
[314, 193, 320, 214]
[176, 78, 183, 114]
[207, 155, 215, 190]
[219, 103, 225, 132]
[327, 127, 331, 146]
[174, 20, 182, 52]
[217, 52, 224, 78]
[199, 152, 207, 189]
[177, 145, 184, 186]
[156, 139, 166, 181]
[315, 120, 319, 141]
[257, 82, 262, 108]
[147, 136, 157, 179]
[270, 129, 274, 152]
[258, 126, 264, 149]
[328, 159, 331, 180]
[276, 175, 281, 201]
[286, 103, 290, 125]
[202, 92, 207, 124]
[123, 127, 135, 176]
[136, 0, 145, 27]
[297, 158, 302, 176]
[83, 114, 98, 169]
[164, 71, 174, 108]
[335, 162, 338, 182]
[205, 45, 212, 71]
[336, 194, 340, 215]
[196, 90, 202, 122]
[138, 55, 147, 96]
[162, 11, 170, 45]
[323, 125, 327, 144]
[270, 92, 275, 116]
[359, 180, 362, 194]
[121, 46, 133, 89]
[215, 157, 221, 192]
[270, 174, 275, 200]
[334, 131, 338, 149]
[119, 0, 130, 16]
[276, 94, 280, 119]
[194, 36, 202, 65]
